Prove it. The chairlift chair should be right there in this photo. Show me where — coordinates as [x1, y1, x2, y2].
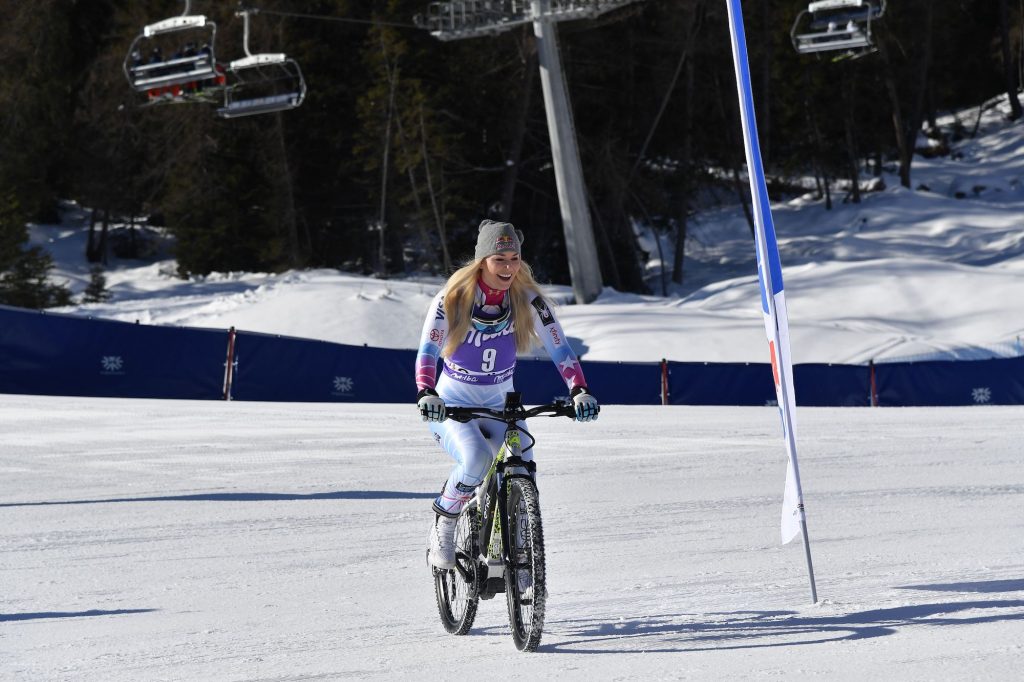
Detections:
[216, 10, 306, 119]
[124, 0, 221, 98]
[790, 0, 886, 57]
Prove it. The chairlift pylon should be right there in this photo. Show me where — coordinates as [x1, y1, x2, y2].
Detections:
[124, 0, 224, 102]
[790, 0, 886, 58]
[217, 10, 306, 119]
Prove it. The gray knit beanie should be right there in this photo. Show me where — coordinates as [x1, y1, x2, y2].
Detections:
[474, 219, 524, 261]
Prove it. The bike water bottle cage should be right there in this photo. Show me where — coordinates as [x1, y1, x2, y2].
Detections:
[471, 306, 511, 334]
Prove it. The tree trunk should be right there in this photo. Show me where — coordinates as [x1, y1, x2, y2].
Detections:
[802, 69, 831, 210]
[587, 193, 622, 290]
[671, 211, 687, 286]
[876, 35, 910, 187]
[758, 0, 773, 167]
[86, 207, 99, 262]
[274, 112, 302, 269]
[418, 105, 452, 273]
[904, 1, 935, 171]
[99, 207, 110, 266]
[1000, 0, 1024, 119]
[627, 0, 705, 187]
[398, 155, 435, 273]
[842, 68, 861, 203]
[731, 165, 755, 236]
[630, 190, 666, 295]
[879, 3, 934, 189]
[714, 73, 755, 237]
[377, 38, 398, 277]
[128, 214, 137, 257]
[684, 46, 695, 173]
[675, 32, 696, 286]
[391, 97, 440, 274]
[844, 112, 861, 203]
[499, 32, 537, 222]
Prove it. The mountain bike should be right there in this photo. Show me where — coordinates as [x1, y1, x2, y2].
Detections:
[431, 391, 575, 652]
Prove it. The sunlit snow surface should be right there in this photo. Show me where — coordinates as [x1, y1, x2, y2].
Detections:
[2, 396, 1022, 678]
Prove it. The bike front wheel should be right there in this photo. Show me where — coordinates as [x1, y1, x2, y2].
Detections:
[504, 477, 546, 652]
[433, 509, 480, 634]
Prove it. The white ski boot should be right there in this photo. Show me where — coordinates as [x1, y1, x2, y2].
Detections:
[427, 514, 458, 570]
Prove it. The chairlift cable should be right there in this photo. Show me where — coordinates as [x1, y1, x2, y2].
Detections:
[245, 7, 420, 30]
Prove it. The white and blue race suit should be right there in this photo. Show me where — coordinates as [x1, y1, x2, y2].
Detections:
[415, 284, 588, 516]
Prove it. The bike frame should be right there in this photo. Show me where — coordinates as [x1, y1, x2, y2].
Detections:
[447, 392, 573, 597]
[477, 421, 533, 595]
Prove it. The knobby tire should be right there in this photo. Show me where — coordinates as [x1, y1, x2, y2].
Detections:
[433, 509, 480, 634]
[504, 477, 546, 652]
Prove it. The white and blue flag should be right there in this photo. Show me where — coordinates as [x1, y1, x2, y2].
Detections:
[725, 0, 808, 546]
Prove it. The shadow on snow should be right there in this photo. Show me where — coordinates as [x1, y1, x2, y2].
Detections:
[0, 490, 435, 507]
[896, 578, 1024, 594]
[0, 609, 157, 623]
[517, 597, 1024, 653]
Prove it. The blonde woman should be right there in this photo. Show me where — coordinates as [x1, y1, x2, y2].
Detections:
[414, 219, 599, 569]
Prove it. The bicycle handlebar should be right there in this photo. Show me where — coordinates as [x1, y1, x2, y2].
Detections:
[446, 400, 576, 423]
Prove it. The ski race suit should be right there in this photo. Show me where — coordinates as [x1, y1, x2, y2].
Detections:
[415, 284, 588, 517]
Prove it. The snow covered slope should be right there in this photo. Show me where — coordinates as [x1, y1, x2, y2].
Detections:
[2, 395, 1022, 678]
[36, 96, 1024, 364]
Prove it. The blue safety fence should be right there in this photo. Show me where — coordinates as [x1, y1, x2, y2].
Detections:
[0, 304, 225, 400]
[229, 329, 415, 403]
[516, 357, 663, 405]
[874, 355, 1024, 407]
[2, 304, 1023, 406]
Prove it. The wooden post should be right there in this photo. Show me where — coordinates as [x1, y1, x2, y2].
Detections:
[223, 326, 237, 401]
[869, 358, 878, 407]
[661, 358, 669, 405]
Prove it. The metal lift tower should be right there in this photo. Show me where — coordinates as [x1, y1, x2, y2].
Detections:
[420, 0, 641, 304]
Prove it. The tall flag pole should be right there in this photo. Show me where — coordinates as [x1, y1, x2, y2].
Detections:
[724, 0, 818, 603]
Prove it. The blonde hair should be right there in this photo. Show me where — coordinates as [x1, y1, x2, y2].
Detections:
[441, 257, 546, 357]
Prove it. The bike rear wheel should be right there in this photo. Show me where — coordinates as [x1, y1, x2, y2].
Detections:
[433, 509, 480, 634]
[504, 477, 546, 651]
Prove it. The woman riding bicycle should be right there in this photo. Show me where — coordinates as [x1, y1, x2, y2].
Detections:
[415, 219, 600, 569]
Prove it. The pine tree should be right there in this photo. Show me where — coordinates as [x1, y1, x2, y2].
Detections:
[0, 191, 70, 309]
[0, 248, 72, 309]
[82, 265, 112, 303]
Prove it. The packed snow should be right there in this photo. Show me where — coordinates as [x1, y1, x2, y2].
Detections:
[4, 98, 1023, 679]
[2, 397, 1022, 678]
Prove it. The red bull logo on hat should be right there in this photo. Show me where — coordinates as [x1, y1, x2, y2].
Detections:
[495, 234, 516, 251]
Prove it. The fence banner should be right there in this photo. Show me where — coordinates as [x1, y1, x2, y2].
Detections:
[230, 330, 416, 403]
[2, 304, 1022, 406]
[0, 304, 225, 400]
[665, 361, 775, 406]
[793, 363, 872, 407]
[875, 355, 1024, 406]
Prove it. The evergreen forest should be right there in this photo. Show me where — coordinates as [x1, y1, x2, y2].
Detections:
[0, 0, 1020, 306]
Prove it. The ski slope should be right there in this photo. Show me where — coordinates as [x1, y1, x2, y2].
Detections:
[34, 97, 1024, 366]
[3, 395, 1022, 679]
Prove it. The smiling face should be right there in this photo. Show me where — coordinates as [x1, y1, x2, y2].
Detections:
[479, 252, 522, 291]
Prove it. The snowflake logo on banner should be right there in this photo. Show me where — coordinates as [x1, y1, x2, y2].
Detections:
[101, 356, 124, 373]
[971, 387, 992, 404]
[333, 376, 354, 394]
